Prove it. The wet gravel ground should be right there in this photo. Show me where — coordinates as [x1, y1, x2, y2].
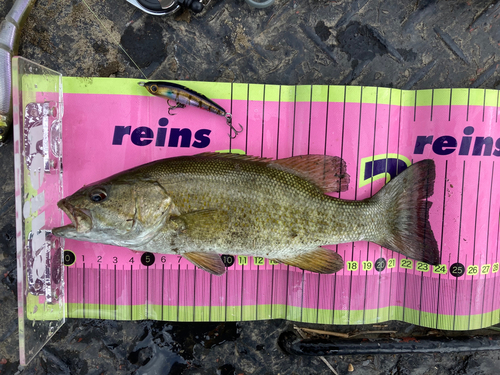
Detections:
[2, 0, 500, 373]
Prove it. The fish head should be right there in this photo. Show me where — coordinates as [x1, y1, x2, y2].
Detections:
[52, 178, 176, 247]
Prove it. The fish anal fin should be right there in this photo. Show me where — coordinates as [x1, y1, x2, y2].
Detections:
[272, 155, 350, 193]
[183, 252, 226, 275]
[273, 247, 344, 273]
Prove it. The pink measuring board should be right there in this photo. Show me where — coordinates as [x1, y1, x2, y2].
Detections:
[56, 79, 499, 330]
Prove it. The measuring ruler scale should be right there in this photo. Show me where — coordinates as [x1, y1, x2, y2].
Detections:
[20, 77, 500, 336]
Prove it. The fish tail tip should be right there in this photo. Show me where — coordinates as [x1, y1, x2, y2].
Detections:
[373, 158, 440, 265]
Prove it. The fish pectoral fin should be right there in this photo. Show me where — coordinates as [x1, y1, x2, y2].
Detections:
[183, 252, 226, 275]
[273, 247, 344, 274]
[271, 155, 350, 193]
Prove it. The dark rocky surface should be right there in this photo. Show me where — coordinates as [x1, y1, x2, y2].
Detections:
[2, 0, 500, 373]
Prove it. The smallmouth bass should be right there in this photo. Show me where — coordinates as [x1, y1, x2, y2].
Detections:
[52, 153, 440, 275]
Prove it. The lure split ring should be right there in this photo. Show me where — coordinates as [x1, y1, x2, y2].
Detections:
[139, 81, 243, 139]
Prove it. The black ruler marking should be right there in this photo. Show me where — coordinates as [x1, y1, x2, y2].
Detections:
[307, 85, 313, 155]
[291, 85, 297, 157]
[466, 88, 470, 122]
[300, 270, 305, 323]
[347, 87, 363, 324]
[453, 160, 466, 330]
[430, 89, 435, 121]
[448, 89, 453, 122]
[193, 267, 197, 321]
[209, 273, 212, 322]
[323, 85, 330, 155]
[469, 162, 482, 330]
[276, 84, 282, 160]
[260, 85, 266, 158]
[130, 264, 133, 320]
[176, 264, 180, 322]
[114, 264, 117, 321]
[481, 162, 495, 327]
[435, 160, 448, 329]
[482, 89, 486, 122]
[98, 263, 101, 320]
[146, 264, 149, 319]
[160, 263, 164, 321]
[83, 262, 86, 319]
[245, 84, 250, 155]
[315, 274, 321, 324]
[240, 262, 245, 320]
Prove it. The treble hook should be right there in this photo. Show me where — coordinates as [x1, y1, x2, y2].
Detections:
[167, 99, 186, 115]
[225, 114, 244, 139]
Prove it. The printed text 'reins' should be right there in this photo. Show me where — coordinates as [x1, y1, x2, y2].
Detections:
[112, 117, 211, 148]
[414, 126, 500, 157]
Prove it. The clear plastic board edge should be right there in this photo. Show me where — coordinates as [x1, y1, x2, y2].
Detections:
[12, 57, 65, 366]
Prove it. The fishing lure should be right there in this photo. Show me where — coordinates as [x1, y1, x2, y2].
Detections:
[138, 81, 243, 139]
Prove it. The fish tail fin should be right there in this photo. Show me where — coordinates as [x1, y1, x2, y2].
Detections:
[370, 159, 440, 265]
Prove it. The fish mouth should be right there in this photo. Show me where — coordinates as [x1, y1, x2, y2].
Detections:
[52, 199, 93, 236]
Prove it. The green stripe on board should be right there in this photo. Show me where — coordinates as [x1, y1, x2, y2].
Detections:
[226, 305, 242, 321]
[248, 84, 265, 102]
[194, 306, 210, 322]
[469, 313, 483, 330]
[264, 85, 280, 102]
[401, 90, 416, 108]
[451, 88, 469, 106]
[311, 85, 329, 102]
[390, 89, 402, 106]
[416, 89, 433, 107]
[58, 78, 500, 109]
[485, 89, 499, 108]
[62, 77, 235, 100]
[271, 304, 287, 320]
[233, 83, 249, 101]
[454, 315, 470, 330]
[286, 305, 302, 322]
[377, 87, 392, 105]
[433, 89, 452, 106]
[469, 89, 485, 107]
[302, 306, 319, 324]
[163, 305, 178, 321]
[178, 306, 195, 322]
[63, 302, 500, 330]
[296, 85, 312, 102]
[280, 85, 296, 103]
[242, 305, 257, 321]
[211, 306, 225, 321]
[345, 86, 362, 103]
[361, 86, 378, 105]
[329, 85, 345, 103]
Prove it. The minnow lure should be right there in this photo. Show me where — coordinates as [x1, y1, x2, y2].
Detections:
[138, 81, 243, 139]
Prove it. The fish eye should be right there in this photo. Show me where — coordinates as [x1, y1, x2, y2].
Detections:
[150, 85, 158, 93]
[90, 188, 107, 203]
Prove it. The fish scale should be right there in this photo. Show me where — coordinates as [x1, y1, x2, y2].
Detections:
[53, 153, 440, 275]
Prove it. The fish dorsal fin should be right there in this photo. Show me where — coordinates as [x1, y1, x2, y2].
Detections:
[195, 153, 350, 193]
[183, 252, 226, 275]
[272, 247, 344, 273]
[272, 155, 350, 193]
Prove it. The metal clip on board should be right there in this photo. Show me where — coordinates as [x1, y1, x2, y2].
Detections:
[126, 0, 203, 16]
